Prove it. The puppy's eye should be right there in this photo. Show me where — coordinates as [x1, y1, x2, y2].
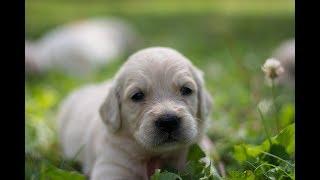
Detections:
[131, 91, 145, 102]
[180, 86, 193, 96]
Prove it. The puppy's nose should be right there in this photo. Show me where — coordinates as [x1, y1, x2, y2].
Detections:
[155, 113, 180, 133]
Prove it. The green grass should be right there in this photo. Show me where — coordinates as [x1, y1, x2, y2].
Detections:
[26, 0, 295, 179]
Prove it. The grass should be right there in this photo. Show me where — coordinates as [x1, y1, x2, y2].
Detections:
[25, 0, 295, 179]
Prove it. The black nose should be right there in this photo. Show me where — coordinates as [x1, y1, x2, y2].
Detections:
[155, 113, 180, 133]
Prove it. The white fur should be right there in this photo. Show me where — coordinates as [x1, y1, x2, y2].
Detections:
[272, 39, 295, 87]
[57, 47, 213, 180]
[26, 17, 138, 75]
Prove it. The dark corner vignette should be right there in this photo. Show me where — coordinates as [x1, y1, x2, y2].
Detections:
[1, 0, 25, 179]
[295, 0, 316, 179]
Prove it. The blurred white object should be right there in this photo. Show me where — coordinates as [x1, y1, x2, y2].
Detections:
[272, 39, 295, 87]
[25, 17, 139, 75]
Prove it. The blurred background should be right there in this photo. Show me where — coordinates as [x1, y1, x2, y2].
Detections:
[25, 0, 295, 179]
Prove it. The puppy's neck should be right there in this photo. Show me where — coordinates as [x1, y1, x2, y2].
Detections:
[145, 148, 188, 179]
[105, 130, 189, 178]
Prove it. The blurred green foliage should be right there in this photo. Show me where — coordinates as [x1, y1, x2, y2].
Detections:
[233, 124, 294, 179]
[25, 0, 294, 179]
[40, 165, 86, 180]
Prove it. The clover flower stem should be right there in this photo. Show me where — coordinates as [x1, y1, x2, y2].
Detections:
[271, 79, 280, 132]
[258, 107, 273, 146]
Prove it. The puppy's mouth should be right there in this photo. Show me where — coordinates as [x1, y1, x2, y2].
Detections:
[161, 137, 178, 145]
[164, 134, 179, 143]
[155, 131, 181, 146]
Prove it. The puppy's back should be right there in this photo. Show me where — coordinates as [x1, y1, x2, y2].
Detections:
[57, 81, 111, 161]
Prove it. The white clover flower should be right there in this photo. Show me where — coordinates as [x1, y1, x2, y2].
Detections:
[258, 99, 273, 114]
[262, 58, 284, 79]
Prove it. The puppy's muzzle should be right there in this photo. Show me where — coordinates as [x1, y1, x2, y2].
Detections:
[155, 113, 181, 133]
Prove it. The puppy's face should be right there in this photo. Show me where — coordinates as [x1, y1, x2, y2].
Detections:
[100, 47, 212, 153]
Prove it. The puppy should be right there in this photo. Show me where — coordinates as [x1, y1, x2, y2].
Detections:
[26, 17, 139, 75]
[57, 47, 213, 180]
[272, 39, 295, 88]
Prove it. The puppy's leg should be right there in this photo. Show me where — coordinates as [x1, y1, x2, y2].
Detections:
[90, 144, 146, 180]
[199, 135, 214, 153]
[90, 157, 144, 180]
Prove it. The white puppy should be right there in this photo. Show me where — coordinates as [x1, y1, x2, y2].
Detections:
[57, 47, 213, 180]
[26, 17, 139, 75]
[272, 39, 295, 87]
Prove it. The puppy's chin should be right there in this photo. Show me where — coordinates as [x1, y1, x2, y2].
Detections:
[149, 133, 198, 153]
[135, 135, 193, 153]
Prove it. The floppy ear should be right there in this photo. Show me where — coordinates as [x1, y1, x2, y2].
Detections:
[191, 66, 213, 121]
[99, 83, 121, 133]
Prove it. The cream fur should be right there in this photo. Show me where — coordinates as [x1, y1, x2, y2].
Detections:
[57, 47, 213, 180]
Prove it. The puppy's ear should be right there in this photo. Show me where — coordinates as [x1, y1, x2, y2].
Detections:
[99, 83, 121, 133]
[191, 66, 213, 121]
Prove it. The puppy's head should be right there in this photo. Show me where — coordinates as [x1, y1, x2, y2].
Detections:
[100, 47, 212, 153]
